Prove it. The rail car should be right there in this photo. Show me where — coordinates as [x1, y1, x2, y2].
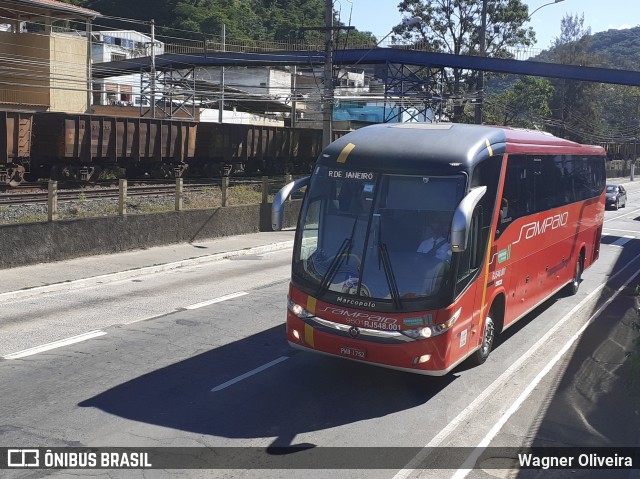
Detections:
[30, 113, 197, 182]
[195, 122, 348, 176]
[600, 141, 639, 161]
[0, 111, 33, 186]
[0, 110, 349, 186]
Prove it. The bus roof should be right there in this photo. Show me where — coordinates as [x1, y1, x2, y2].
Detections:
[320, 123, 605, 172]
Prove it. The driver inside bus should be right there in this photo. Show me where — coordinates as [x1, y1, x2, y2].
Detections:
[416, 219, 452, 295]
[417, 220, 451, 261]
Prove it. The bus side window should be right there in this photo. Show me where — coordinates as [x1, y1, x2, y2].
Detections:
[496, 155, 528, 237]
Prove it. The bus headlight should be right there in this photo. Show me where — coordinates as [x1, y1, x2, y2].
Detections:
[431, 307, 462, 336]
[287, 298, 315, 319]
[401, 308, 462, 340]
[401, 327, 432, 340]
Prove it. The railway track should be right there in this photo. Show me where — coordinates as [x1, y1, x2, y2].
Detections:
[0, 183, 223, 206]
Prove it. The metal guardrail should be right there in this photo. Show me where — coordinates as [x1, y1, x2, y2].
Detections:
[161, 36, 543, 61]
[0, 176, 300, 222]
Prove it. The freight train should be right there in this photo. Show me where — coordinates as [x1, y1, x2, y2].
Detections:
[600, 141, 639, 161]
[0, 111, 347, 186]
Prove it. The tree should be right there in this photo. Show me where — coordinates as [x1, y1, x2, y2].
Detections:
[597, 85, 640, 143]
[546, 14, 602, 142]
[484, 76, 553, 128]
[393, 0, 535, 121]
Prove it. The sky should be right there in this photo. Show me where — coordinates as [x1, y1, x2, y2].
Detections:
[340, 0, 639, 51]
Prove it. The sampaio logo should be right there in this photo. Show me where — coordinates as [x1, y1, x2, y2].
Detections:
[513, 212, 569, 245]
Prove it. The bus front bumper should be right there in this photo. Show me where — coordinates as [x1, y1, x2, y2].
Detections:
[286, 313, 464, 376]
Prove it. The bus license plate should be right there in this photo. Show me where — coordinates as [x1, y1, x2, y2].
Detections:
[340, 346, 366, 359]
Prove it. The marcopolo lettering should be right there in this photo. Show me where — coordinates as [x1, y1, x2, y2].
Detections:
[336, 296, 376, 308]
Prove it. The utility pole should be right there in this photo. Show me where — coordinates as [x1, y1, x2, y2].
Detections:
[300, 2, 353, 148]
[218, 24, 226, 124]
[322, 0, 333, 148]
[150, 19, 156, 119]
[86, 18, 92, 112]
[291, 66, 297, 129]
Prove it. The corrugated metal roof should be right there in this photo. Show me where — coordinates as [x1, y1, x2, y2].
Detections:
[17, 0, 100, 18]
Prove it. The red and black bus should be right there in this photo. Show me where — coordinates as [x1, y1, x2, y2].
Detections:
[273, 123, 606, 375]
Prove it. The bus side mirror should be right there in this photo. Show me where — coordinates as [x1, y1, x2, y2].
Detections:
[272, 176, 310, 231]
[450, 186, 487, 253]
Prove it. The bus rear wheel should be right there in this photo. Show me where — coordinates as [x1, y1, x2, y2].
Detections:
[567, 256, 583, 296]
[471, 314, 495, 366]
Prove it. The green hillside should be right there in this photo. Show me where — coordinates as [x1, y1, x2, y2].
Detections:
[588, 26, 640, 71]
[535, 26, 640, 71]
[67, 0, 373, 44]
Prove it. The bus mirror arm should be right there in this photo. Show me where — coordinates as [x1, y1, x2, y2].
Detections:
[272, 176, 310, 231]
[450, 186, 487, 253]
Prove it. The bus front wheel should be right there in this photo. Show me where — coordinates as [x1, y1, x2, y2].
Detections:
[471, 315, 495, 366]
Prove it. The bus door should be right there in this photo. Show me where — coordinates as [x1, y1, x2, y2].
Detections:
[498, 155, 537, 325]
[457, 153, 504, 353]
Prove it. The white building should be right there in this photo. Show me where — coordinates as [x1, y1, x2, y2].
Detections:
[91, 30, 164, 107]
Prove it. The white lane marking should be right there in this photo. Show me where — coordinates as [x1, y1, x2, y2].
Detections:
[604, 207, 640, 222]
[610, 235, 635, 247]
[603, 228, 639, 235]
[393, 251, 640, 479]
[210, 356, 289, 393]
[185, 291, 248, 310]
[450, 262, 640, 479]
[3, 330, 107, 360]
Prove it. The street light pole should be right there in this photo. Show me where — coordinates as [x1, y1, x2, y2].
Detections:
[322, 0, 333, 148]
[349, 17, 422, 69]
[528, 0, 565, 19]
[474, 0, 487, 124]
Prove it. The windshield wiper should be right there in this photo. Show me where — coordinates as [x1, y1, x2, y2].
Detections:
[316, 237, 352, 296]
[378, 242, 402, 309]
[316, 207, 366, 296]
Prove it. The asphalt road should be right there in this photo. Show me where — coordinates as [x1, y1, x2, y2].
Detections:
[2, 181, 640, 479]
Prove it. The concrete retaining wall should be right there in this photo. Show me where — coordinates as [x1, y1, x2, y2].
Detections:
[0, 201, 301, 269]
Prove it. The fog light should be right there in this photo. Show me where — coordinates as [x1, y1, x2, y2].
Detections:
[414, 354, 431, 365]
[292, 329, 300, 340]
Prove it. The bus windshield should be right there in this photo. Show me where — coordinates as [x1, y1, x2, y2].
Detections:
[293, 165, 467, 304]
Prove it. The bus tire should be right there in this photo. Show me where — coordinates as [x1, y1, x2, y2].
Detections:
[567, 256, 583, 296]
[471, 314, 495, 366]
